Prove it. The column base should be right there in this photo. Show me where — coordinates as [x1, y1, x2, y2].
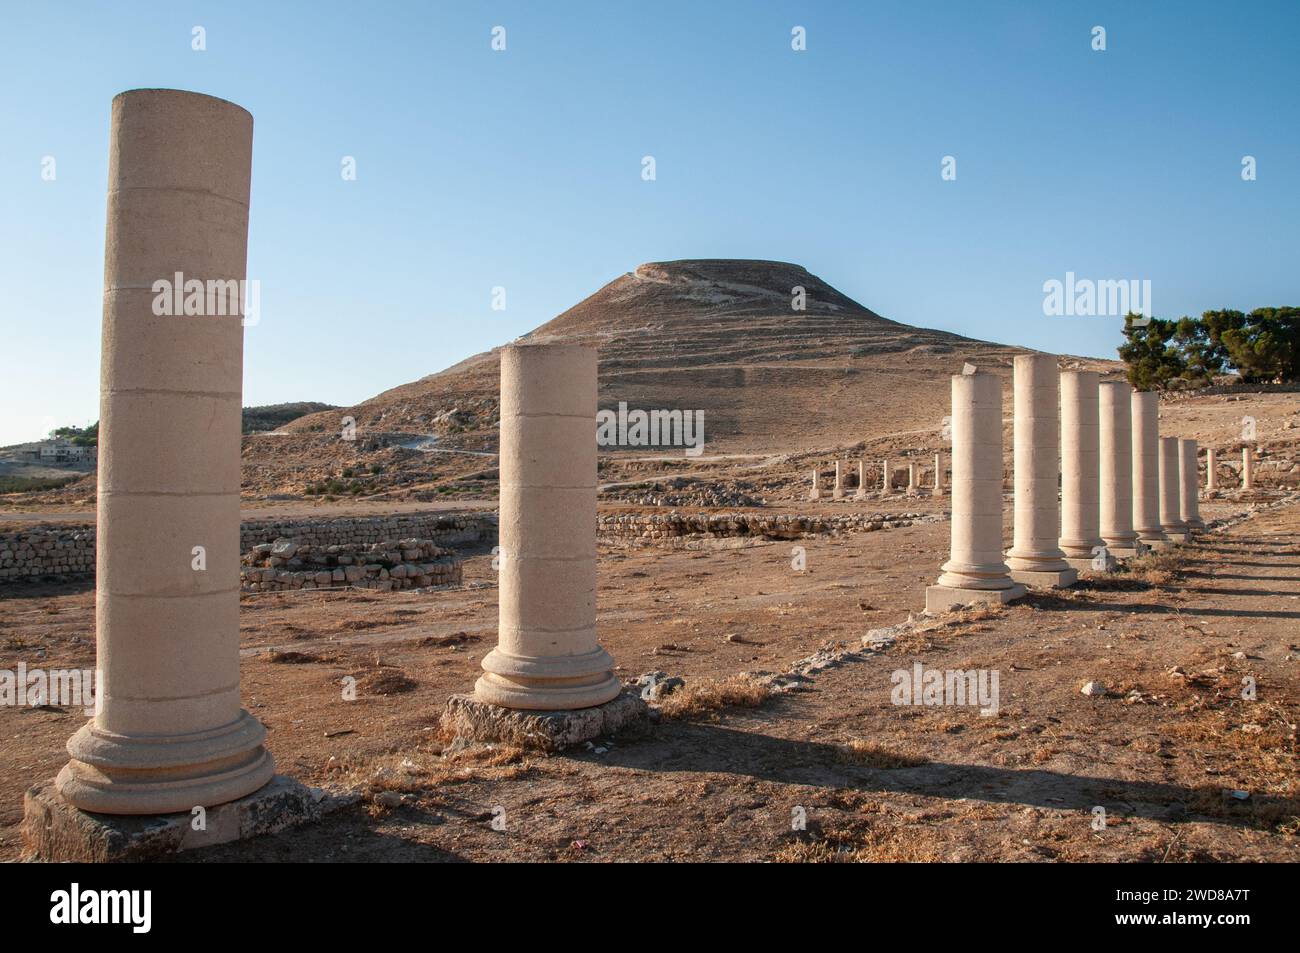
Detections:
[442, 688, 648, 752]
[56, 709, 275, 816]
[1162, 526, 1191, 544]
[22, 775, 349, 862]
[925, 583, 1026, 614]
[475, 645, 621, 711]
[1186, 519, 1207, 533]
[1009, 567, 1078, 588]
[833, 489, 843, 500]
[1137, 533, 1172, 551]
[809, 491, 820, 501]
[854, 489, 867, 500]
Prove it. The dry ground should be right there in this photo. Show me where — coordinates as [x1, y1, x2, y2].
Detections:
[1, 494, 1296, 862]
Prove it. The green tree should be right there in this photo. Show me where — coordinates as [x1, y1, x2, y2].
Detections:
[1220, 307, 1300, 382]
[1118, 314, 1185, 390]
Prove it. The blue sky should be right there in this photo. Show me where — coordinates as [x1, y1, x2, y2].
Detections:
[2, 0, 1297, 445]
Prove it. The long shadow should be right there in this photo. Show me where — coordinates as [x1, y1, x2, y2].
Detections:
[176, 801, 469, 862]
[1178, 586, 1300, 598]
[598, 723, 1295, 828]
[1176, 606, 1300, 619]
[1184, 571, 1300, 583]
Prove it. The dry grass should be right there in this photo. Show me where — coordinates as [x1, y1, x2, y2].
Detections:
[353, 666, 418, 695]
[657, 674, 770, 719]
[836, 739, 926, 769]
[1116, 549, 1189, 588]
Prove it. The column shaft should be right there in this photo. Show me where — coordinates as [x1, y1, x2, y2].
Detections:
[926, 371, 1024, 612]
[1131, 391, 1169, 548]
[475, 344, 620, 710]
[1059, 370, 1104, 569]
[56, 89, 273, 815]
[1159, 436, 1188, 541]
[1206, 448, 1218, 490]
[1242, 447, 1254, 489]
[1098, 381, 1139, 557]
[1179, 438, 1205, 531]
[1006, 355, 1075, 585]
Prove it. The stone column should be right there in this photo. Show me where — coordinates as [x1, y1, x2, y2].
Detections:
[1059, 370, 1106, 571]
[1206, 448, 1217, 491]
[1159, 436, 1189, 543]
[881, 459, 891, 494]
[906, 462, 917, 495]
[1131, 391, 1169, 550]
[833, 460, 844, 500]
[1180, 438, 1206, 532]
[926, 369, 1025, 612]
[1006, 355, 1076, 587]
[933, 453, 944, 496]
[1098, 381, 1140, 559]
[1242, 446, 1254, 489]
[475, 343, 620, 711]
[855, 459, 867, 500]
[809, 467, 820, 501]
[55, 90, 274, 814]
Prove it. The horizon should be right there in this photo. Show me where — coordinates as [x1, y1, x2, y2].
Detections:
[4, 0, 1298, 445]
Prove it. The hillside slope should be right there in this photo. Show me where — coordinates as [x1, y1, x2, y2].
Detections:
[285, 259, 1104, 452]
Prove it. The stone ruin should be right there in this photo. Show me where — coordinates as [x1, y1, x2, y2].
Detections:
[240, 538, 462, 591]
[17, 86, 1288, 862]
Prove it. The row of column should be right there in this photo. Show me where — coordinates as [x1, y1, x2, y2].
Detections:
[926, 357, 1206, 613]
[809, 457, 944, 499]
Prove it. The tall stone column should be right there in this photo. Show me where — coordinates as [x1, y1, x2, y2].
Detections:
[1206, 448, 1217, 491]
[475, 343, 621, 710]
[1180, 438, 1206, 532]
[1242, 446, 1254, 489]
[55, 90, 274, 814]
[1006, 355, 1075, 587]
[881, 459, 891, 494]
[933, 453, 944, 496]
[906, 462, 917, 494]
[925, 370, 1025, 612]
[809, 467, 820, 501]
[833, 460, 844, 500]
[1159, 436, 1189, 542]
[1098, 381, 1139, 559]
[1059, 370, 1105, 571]
[855, 459, 867, 500]
[1131, 391, 1169, 550]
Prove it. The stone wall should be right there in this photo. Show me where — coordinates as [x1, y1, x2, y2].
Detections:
[238, 513, 496, 551]
[597, 511, 927, 546]
[0, 512, 496, 584]
[241, 538, 462, 592]
[0, 529, 95, 582]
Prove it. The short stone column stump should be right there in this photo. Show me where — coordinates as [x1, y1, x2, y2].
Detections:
[442, 688, 649, 753]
